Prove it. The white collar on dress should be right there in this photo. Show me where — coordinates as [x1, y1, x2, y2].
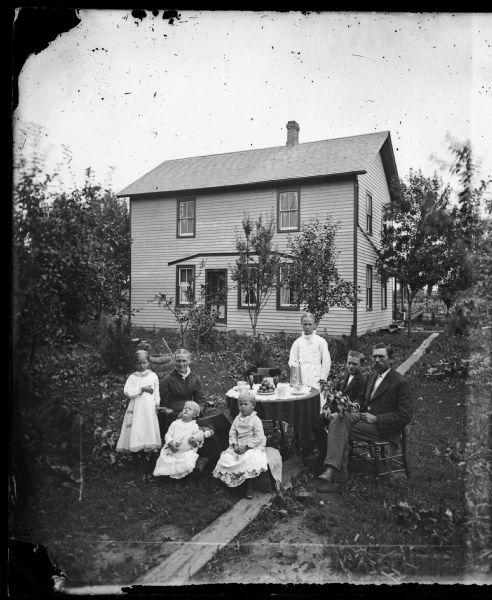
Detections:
[302, 330, 317, 340]
[134, 369, 150, 377]
[178, 367, 191, 379]
[238, 410, 257, 420]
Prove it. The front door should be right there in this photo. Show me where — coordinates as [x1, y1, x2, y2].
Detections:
[205, 269, 227, 324]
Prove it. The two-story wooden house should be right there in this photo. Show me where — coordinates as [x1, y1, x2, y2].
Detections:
[118, 121, 398, 337]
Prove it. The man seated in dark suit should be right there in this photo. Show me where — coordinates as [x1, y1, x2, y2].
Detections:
[317, 342, 414, 492]
[156, 349, 230, 472]
[311, 350, 366, 469]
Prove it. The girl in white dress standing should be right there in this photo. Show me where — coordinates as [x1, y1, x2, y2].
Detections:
[153, 401, 208, 480]
[213, 390, 268, 499]
[116, 350, 161, 472]
[288, 312, 331, 398]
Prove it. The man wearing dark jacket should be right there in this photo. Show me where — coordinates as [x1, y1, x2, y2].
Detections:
[157, 349, 230, 472]
[333, 350, 367, 401]
[317, 342, 414, 492]
[312, 350, 366, 466]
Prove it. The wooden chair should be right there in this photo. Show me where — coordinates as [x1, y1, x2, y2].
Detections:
[251, 367, 281, 384]
[251, 367, 285, 449]
[349, 425, 410, 479]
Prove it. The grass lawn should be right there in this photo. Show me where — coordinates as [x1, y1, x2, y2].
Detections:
[9, 328, 432, 587]
[193, 332, 473, 584]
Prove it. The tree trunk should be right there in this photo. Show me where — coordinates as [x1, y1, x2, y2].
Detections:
[407, 290, 414, 335]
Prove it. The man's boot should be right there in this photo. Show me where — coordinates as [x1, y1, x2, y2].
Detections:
[317, 466, 337, 482]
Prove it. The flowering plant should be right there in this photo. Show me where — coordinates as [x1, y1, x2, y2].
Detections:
[318, 379, 360, 418]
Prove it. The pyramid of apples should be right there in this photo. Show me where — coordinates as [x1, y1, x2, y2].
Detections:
[258, 378, 275, 393]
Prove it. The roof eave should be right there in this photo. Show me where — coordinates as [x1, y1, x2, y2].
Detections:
[380, 133, 400, 201]
[117, 170, 367, 199]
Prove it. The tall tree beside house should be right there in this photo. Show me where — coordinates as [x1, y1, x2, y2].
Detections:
[437, 138, 490, 314]
[377, 169, 452, 334]
[230, 214, 281, 337]
[283, 216, 358, 326]
[13, 158, 130, 364]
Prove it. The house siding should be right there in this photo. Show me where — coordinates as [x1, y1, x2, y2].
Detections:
[130, 179, 355, 336]
[356, 152, 393, 335]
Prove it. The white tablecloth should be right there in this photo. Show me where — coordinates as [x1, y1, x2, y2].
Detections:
[227, 383, 311, 402]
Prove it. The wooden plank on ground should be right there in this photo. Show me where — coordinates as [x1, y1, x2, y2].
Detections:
[135, 454, 304, 586]
[396, 332, 440, 375]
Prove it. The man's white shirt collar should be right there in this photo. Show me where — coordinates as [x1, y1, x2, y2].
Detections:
[376, 368, 391, 381]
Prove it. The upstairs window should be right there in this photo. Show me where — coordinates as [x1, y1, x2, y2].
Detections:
[278, 190, 300, 232]
[366, 193, 373, 235]
[277, 264, 299, 310]
[366, 265, 373, 310]
[176, 266, 195, 306]
[238, 265, 258, 308]
[177, 198, 195, 237]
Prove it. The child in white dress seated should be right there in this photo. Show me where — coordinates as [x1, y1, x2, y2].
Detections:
[213, 390, 268, 499]
[116, 350, 161, 473]
[153, 401, 211, 480]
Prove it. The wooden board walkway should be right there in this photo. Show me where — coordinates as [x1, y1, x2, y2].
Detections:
[64, 455, 304, 594]
[134, 455, 304, 586]
[396, 332, 440, 375]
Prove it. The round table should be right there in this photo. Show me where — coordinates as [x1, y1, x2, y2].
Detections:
[226, 384, 321, 454]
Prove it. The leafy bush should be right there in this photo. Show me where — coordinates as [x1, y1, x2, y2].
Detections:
[98, 317, 135, 374]
[445, 312, 471, 336]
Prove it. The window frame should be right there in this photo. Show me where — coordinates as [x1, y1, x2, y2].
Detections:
[366, 192, 373, 236]
[277, 189, 301, 233]
[381, 278, 388, 310]
[276, 263, 300, 311]
[176, 265, 195, 307]
[237, 264, 259, 309]
[176, 197, 196, 238]
[366, 265, 373, 311]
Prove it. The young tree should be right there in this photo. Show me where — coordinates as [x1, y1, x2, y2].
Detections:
[284, 216, 358, 325]
[150, 260, 220, 352]
[439, 139, 491, 327]
[437, 138, 490, 312]
[377, 170, 452, 334]
[230, 214, 281, 337]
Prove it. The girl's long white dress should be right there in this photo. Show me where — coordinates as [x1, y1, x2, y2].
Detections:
[213, 411, 268, 487]
[116, 370, 161, 453]
[153, 419, 200, 479]
[288, 331, 331, 391]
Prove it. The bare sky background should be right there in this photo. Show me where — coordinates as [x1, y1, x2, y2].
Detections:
[14, 10, 492, 195]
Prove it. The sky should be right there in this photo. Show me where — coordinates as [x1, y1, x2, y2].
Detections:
[14, 10, 492, 196]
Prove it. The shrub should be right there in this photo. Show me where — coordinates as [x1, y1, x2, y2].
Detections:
[98, 317, 135, 373]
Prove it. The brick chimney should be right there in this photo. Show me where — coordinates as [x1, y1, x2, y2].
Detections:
[286, 120, 300, 146]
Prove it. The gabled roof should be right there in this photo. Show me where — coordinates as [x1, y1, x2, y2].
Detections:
[118, 130, 398, 197]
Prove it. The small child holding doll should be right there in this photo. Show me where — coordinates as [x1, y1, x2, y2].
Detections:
[153, 401, 211, 479]
[116, 350, 161, 461]
[213, 390, 267, 499]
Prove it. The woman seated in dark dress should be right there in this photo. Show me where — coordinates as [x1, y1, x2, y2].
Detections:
[156, 348, 230, 472]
